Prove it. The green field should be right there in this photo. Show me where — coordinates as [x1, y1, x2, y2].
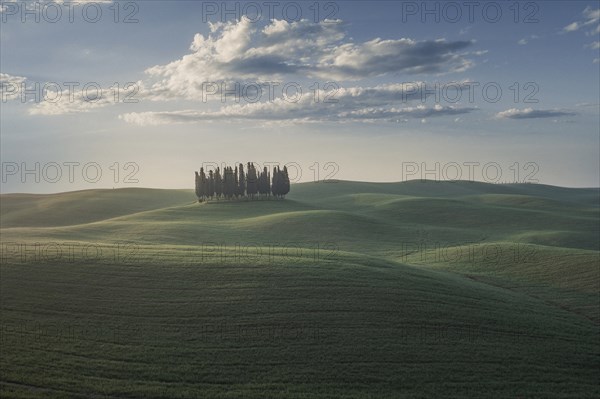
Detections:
[1, 180, 598, 398]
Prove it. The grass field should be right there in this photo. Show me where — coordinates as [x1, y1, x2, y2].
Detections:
[1, 180, 598, 398]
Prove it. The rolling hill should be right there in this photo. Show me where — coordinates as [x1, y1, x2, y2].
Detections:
[1, 180, 598, 398]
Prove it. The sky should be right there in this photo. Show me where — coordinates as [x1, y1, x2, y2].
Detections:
[1, 0, 599, 193]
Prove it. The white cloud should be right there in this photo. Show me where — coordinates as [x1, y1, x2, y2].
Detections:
[1, 0, 112, 12]
[584, 7, 600, 21]
[29, 95, 116, 115]
[319, 37, 474, 79]
[587, 41, 600, 50]
[563, 22, 580, 32]
[0, 72, 26, 86]
[495, 108, 577, 120]
[0, 73, 27, 101]
[562, 7, 600, 35]
[29, 80, 146, 115]
[575, 102, 599, 108]
[517, 34, 542, 46]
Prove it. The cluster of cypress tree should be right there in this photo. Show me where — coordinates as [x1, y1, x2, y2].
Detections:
[195, 163, 290, 202]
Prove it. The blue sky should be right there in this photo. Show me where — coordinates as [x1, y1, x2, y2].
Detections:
[1, 0, 599, 192]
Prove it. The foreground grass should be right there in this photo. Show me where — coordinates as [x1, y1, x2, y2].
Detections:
[1, 246, 598, 398]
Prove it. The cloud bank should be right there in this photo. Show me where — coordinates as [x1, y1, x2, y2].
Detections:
[144, 18, 475, 101]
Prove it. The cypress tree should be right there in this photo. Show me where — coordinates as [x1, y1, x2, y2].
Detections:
[234, 166, 239, 198]
[257, 169, 264, 197]
[224, 167, 234, 199]
[247, 163, 257, 198]
[272, 167, 280, 198]
[262, 166, 269, 197]
[195, 171, 201, 201]
[215, 167, 222, 199]
[238, 163, 246, 198]
[231, 167, 236, 198]
[208, 170, 215, 199]
[282, 166, 290, 198]
[223, 167, 229, 198]
[199, 167, 207, 200]
[221, 167, 226, 198]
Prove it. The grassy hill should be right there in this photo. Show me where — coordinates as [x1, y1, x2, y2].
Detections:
[1, 180, 598, 398]
[0, 188, 194, 228]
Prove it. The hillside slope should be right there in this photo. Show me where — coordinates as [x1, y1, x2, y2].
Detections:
[0, 188, 194, 227]
[1, 248, 598, 398]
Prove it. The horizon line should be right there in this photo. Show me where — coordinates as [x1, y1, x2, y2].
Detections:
[2, 179, 600, 196]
